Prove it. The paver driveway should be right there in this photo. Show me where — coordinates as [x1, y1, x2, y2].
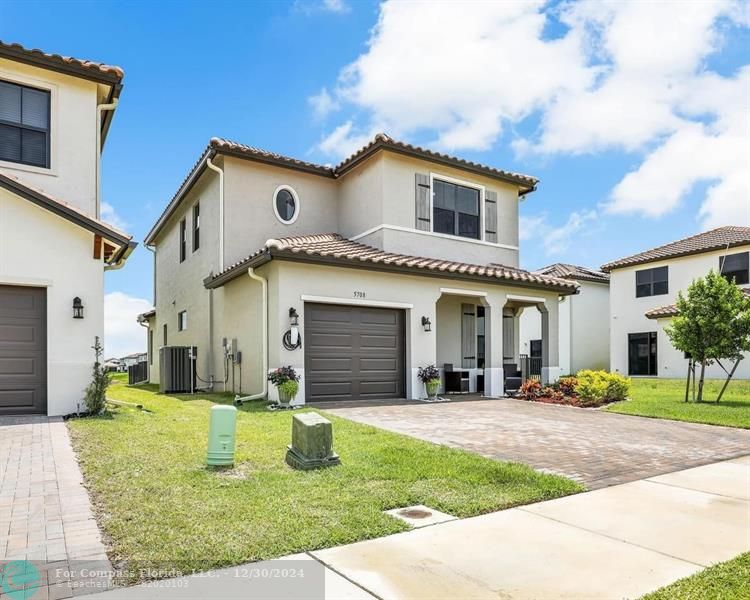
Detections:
[325, 398, 750, 488]
[0, 416, 111, 598]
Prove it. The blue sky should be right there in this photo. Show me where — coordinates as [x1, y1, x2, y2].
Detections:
[1, 0, 748, 355]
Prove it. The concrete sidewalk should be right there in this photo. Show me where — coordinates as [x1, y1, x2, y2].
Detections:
[84, 456, 749, 599]
[312, 455, 750, 599]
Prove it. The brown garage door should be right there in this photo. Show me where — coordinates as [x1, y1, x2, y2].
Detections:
[0, 286, 47, 414]
[305, 303, 405, 402]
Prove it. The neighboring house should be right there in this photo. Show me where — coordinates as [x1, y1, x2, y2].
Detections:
[0, 41, 135, 415]
[602, 226, 750, 380]
[121, 352, 147, 368]
[142, 134, 578, 403]
[519, 264, 610, 375]
[104, 358, 125, 372]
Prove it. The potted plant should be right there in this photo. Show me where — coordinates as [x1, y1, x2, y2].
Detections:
[417, 365, 441, 400]
[268, 366, 301, 407]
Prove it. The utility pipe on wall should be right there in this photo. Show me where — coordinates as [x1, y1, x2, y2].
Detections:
[95, 98, 118, 219]
[206, 157, 224, 272]
[234, 267, 268, 403]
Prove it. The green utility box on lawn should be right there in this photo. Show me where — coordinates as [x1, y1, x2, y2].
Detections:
[206, 405, 237, 466]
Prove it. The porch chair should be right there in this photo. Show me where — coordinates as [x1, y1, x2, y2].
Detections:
[444, 363, 469, 394]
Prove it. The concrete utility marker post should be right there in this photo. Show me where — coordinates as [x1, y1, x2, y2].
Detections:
[286, 413, 341, 470]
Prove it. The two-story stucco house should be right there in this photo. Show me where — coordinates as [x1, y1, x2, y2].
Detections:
[142, 135, 578, 404]
[0, 41, 135, 416]
[520, 263, 610, 375]
[603, 226, 750, 380]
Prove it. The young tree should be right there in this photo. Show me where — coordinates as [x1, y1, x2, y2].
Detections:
[84, 336, 111, 414]
[666, 270, 750, 402]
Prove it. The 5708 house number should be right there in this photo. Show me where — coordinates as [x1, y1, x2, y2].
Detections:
[353, 291, 366, 298]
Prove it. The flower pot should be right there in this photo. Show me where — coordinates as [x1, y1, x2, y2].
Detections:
[425, 379, 441, 399]
[277, 387, 296, 407]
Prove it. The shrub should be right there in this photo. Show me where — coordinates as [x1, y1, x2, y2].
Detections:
[575, 370, 631, 406]
[84, 336, 110, 415]
[605, 372, 631, 401]
[417, 365, 440, 383]
[518, 379, 542, 400]
[556, 376, 578, 397]
[542, 386, 565, 402]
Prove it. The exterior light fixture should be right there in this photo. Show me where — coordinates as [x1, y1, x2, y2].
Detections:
[73, 297, 84, 319]
[421, 316, 432, 332]
[289, 307, 299, 327]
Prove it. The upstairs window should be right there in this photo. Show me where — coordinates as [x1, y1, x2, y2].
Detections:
[163, 324, 168, 346]
[636, 266, 668, 297]
[433, 178, 480, 240]
[178, 310, 187, 332]
[273, 185, 299, 224]
[192, 203, 200, 252]
[720, 251, 749, 285]
[179, 218, 186, 262]
[0, 80, 50, 168]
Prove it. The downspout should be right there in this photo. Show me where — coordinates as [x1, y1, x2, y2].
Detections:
[204, 156, 225, 389]
[205, 156, 225, 272]
[96, 97, 119, 219]
[234, 267, 268, 404]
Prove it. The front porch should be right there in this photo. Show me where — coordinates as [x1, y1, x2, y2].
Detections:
[430, 289, 561, 399]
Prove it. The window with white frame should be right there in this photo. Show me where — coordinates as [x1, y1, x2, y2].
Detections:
[0, 80, 50, 168]
[178, 310, 187, 331]
[432, 178, 480, 240]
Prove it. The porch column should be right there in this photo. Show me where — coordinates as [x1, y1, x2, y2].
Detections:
[408, 291, 441, 400]
[484, 291, 507, 397]
[537, 296, 561, 384]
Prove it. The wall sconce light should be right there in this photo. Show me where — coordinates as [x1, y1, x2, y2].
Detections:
[284, 307, 302, 350]
[289, 307, 299, 327]
[421, 316, 432, 332]
[73, 297, 84, 319]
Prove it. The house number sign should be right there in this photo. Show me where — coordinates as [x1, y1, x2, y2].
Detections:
[353, 291, 366, 298]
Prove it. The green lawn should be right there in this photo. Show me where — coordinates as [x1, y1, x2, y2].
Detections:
[67, 380, 582, 584]
[642, 552, 750, 600]
[605, 378, 750, 428]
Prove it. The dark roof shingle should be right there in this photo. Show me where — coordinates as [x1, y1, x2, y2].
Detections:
[206, 233, 577, 293]
[602, 226, 750, 272]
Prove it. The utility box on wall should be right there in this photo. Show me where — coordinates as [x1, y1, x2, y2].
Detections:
[159, 346, 197, 393]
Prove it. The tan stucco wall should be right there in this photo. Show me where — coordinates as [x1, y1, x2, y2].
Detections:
[336, 152, 521, 266]
[151, 169, 221, 385]
[0, 58, 104, 216]
[0, 188, 105, 415]
[222, 156, 339, 267]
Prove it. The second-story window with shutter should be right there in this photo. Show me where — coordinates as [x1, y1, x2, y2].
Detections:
[0, 80, 50, 168]
[433, 178, 480, 240]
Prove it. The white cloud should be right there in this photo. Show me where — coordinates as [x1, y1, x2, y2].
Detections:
[317, 121, 376, 159]
[100, 202, 128, 231]
[308, 87, 340, 120]
[315, 0, 749, 228]
[520, 209, 598, 255]
[104, 292, 152, 359]
[294, 0, 350, 15]
[322, 0, 349, 13]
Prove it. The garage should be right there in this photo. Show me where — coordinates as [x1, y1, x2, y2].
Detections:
[304, 303, 405, 402]
[0, 285, 47, 414]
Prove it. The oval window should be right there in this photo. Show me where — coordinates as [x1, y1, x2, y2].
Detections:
[273, 186, 299, 224]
